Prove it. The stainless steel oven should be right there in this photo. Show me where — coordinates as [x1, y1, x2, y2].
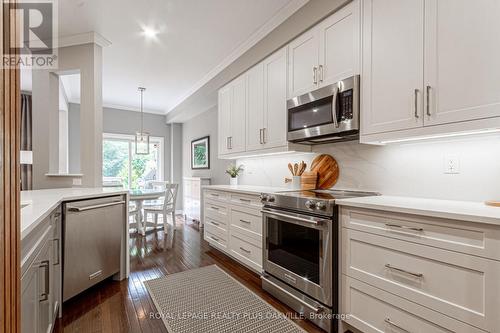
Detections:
[262, 207, 334, 307]
[287, 75, 359, 144]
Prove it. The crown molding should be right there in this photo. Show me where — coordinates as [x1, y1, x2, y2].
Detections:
[165, 0, 309, 114]
[58, 31, 112, 48]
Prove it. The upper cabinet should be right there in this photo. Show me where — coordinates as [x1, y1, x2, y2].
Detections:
[361, 0, 425, 135]
[288, 0, 360, 99]
[218, 76, 246, 155]
[424, 0, 500, 126]
[362, 0, 500, 142]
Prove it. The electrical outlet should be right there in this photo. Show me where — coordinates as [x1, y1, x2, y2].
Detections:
[443, 155, 460, 174]
[72, 178, 82, 186]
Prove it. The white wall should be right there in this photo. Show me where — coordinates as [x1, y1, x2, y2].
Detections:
[182, 106, 233, 186]
[237, 133, 500, 202]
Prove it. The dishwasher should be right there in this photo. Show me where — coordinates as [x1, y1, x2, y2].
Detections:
[63, 195, 125, 301]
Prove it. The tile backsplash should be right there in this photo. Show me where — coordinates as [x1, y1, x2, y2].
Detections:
[237, 133, 500, 202]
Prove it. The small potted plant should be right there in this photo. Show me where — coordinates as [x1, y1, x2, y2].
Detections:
[226, 163, 244, 186]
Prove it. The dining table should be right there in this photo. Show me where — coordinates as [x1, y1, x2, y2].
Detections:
[129, 189, 165, 233]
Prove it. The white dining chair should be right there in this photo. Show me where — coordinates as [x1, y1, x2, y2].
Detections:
[144, 180, 169, 206]
[143, 183, 179, 233]
[128, 201, 140, 233]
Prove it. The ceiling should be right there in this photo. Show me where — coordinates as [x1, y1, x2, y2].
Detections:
[31, 0, 303, 114]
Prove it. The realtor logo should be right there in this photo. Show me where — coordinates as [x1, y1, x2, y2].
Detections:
[3, 0, 58, 69]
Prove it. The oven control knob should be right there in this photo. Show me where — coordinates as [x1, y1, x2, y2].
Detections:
[305, 200, 316, 209]
[260, 194, 268, 202]
[315, 201, 327, 210]
[267, 195, 275, 202]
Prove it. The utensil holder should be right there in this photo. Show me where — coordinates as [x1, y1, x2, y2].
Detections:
[291, 176, 301, 190]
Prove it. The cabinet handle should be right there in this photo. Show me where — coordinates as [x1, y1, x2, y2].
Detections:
[318, 65, 324, 83]
[262, 128, 266, 144]
[54, 238, 60, 265]
[259, 128, 263, 144]
[385, 264, 423, 278]
[210, 206, 220, 211]
[210, 193, 219, 197]
[312, 66, 318, 84]
[385, 223, 423, 232]
[384, 318, 411, 333]
[426, 85, 432, 116]
[414, 89, 419, 119]
[39, 260, 50, 302]
[229, 136, 233, 149]
[239, 198, 251, 203]
[239, 219, 251, 224]
[210, 221, 219, 226]
[239, 246, 251, 253]
[210, 235, 220, 242]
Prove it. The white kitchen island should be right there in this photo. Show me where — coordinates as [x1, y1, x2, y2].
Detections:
[20, 187, 129, 333]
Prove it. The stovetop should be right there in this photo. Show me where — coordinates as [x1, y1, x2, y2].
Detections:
[261, 189, 378, 216]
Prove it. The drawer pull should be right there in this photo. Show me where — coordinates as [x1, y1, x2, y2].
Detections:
[210, 206, 220, 211]
[385, 264, 423, 278]
[384, 318, 411, 333]
[210, 236, 220, 242]
[239, 246, 251, 253]
[210, 193, 219, 197]
[385, 223, 423, 232]
[210, 221, 219, 226]
[239, 219, 251, 224]
[239, 198, 251, 202]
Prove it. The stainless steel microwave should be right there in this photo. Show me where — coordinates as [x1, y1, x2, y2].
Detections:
[287, 75, 360, 144]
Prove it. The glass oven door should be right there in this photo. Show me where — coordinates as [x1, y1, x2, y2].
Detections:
[262, 208, 333, 306]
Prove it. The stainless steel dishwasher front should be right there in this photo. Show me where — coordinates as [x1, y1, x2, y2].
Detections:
[63, 195, 125, 301]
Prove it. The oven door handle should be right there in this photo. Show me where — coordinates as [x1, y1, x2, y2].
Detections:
[261, 275, 323, 313]
[261, 209, 330, 226]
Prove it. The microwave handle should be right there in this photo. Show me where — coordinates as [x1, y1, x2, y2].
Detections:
[331, 86, 339, 128]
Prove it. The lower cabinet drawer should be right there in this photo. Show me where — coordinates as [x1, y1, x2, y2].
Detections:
[230, 193, 262, 208]
[204, 230, 227, 250]
[229, 234, 262, 272]
[230, 208, 262, 241]
[342, 276, 484, 333]
[204, 218, 227, 240]
[342, 228, 500, 332]
[205, 200, 229, 222]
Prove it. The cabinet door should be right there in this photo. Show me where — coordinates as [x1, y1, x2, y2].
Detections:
[246, 63, 265, 151]
[218, 85, 232, 155]
[318, 0, 360, 86]
[21, 261, 39, 333]
[361, 0, 424, 135]
[288, 29, 319, 98]
[230, 76, 246, 153]
[424, 0, 500, 126]
[263, 48, 288, 149]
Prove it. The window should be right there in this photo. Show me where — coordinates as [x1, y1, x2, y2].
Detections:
[102, 133, 164, 189]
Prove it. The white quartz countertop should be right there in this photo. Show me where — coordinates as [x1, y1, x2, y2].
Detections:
[336, 195, 500, 226]
[21, 188, 128, 240]
[202, 184, 289, 195]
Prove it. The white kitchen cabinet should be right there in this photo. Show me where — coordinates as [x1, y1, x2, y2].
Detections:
[288, 29, 319, 98]
[218, 85, 232, 155]
[263, 47, 288, 149]
[361, 0, 424, 135]
[340, 206, 500, 333]
[288, 0, 360, 99]
[21, 224, 54, 333]
[183, 177, 211, 224]
[245, 62, 265, 151]
[361, 0, 500, 143]
[424, 0, 500, 126]
[218, 76, 246, 155]
[50, 208, 62, 320]
[318, 0, 360, 87]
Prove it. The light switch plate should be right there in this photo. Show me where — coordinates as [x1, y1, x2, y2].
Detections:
[443, 155, 460, 174]
[72, 178, 82, 186]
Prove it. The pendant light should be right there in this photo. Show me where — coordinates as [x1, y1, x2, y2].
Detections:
[135, 87, 150, 155]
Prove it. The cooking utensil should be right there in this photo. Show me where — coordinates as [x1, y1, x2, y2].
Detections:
[310, 154, 339, 189]
[293, 163, 299, 176]
[288, 163, 294, 176]
[485, 201, 500, 207]
[299, 161, 307, 176]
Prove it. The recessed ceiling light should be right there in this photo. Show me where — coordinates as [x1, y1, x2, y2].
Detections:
[142, 27, 158, 39]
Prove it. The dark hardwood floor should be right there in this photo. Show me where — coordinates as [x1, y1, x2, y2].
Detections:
[54, 216, 324, 333]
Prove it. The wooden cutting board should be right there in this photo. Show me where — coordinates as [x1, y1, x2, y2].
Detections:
[310, 154, 339, 189]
